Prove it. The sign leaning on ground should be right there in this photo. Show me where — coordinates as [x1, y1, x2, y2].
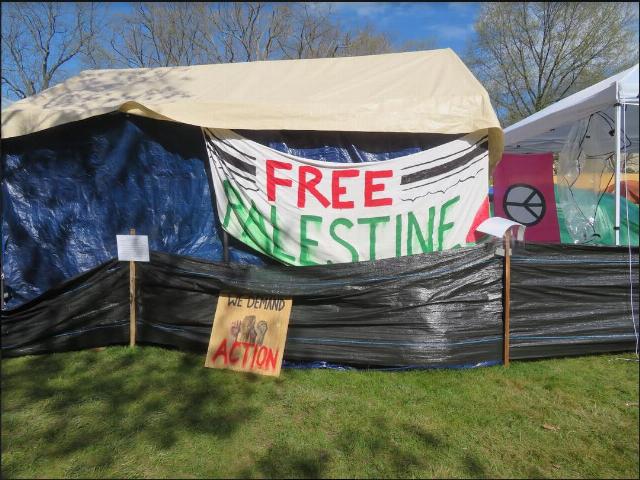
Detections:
[203, 128, 491, 266]
[205, 293, 293, 377]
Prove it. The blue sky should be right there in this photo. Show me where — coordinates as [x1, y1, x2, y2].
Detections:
[105, 2, 480, 55]
[330, 2, 479, 54]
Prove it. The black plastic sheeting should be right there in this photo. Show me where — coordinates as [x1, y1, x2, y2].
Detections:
[1, 113, 457, 308]
[509, 243, 639, 359]
[136, 244, 503, 368]
[1, 259, 129, 357]
[2, 244, 504, 368]
[3, 242, 638, 366]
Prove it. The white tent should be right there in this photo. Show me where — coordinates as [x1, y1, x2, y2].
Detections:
[504, 65, 639, 245]
[504, 65, 639, 153]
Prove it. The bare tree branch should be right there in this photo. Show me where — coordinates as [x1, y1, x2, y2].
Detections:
[1, 2, 104, 99]
[2, 1, 435, 99]
[465, 2, 638, 125]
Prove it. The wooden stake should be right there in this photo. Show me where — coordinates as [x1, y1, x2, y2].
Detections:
[129, 228, 136, 347]
[503, 229, 511, 367]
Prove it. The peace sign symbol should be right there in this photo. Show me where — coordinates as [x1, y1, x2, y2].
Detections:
[503, 183, 546, 226]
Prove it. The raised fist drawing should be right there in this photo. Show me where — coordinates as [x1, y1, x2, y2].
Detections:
[240, 315, 257, 344]
[256, 321, 268, 345]
[230, 320, 241, 341]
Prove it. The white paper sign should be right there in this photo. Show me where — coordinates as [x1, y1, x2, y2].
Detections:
[476, 217, 526, 241]
[116, 235, 150, 262]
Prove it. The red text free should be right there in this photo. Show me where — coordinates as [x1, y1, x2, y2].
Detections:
[266, 160, 393, 209]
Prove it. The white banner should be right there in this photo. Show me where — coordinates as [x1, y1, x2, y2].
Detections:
[204, 129, 490, 266]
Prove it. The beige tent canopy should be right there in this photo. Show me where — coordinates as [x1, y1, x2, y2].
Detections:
[1, 48, 503, 167]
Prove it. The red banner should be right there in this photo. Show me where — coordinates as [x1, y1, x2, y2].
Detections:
[493, 153, 560, 243]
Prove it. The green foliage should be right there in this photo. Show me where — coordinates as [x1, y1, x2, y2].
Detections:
[466, 2, 639, 126]
[2, 347, 638, 478]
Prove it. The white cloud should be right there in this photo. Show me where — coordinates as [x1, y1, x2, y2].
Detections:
[426, 23, 475, 41]
[328, 2, 392, 18]
[326, 2, 478, 49]
[328, 2, 442, 19]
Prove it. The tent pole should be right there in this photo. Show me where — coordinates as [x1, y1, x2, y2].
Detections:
[614, 103, 622, 246]
[503, 229, 511, 368]
[129, 228, 137, 347]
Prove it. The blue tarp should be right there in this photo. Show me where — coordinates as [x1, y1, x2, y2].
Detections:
[2, 113, 444, 308]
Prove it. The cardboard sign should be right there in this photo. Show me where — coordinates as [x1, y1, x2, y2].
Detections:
[203, 128, 491, 265]
[204, 294, 292, 376]
[116, 234, 150, 262]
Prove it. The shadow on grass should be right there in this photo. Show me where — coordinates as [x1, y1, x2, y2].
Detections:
[235, 417, 490, 479]
[463, 454, 487, 478]
[238, 444, 331, 479]
[231, 412, 463, 478]
[1, 347, 261, 476]
[331, 416, 489, 478]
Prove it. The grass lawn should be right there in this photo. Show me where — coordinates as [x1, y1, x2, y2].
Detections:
[2, 347, 638, 479]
